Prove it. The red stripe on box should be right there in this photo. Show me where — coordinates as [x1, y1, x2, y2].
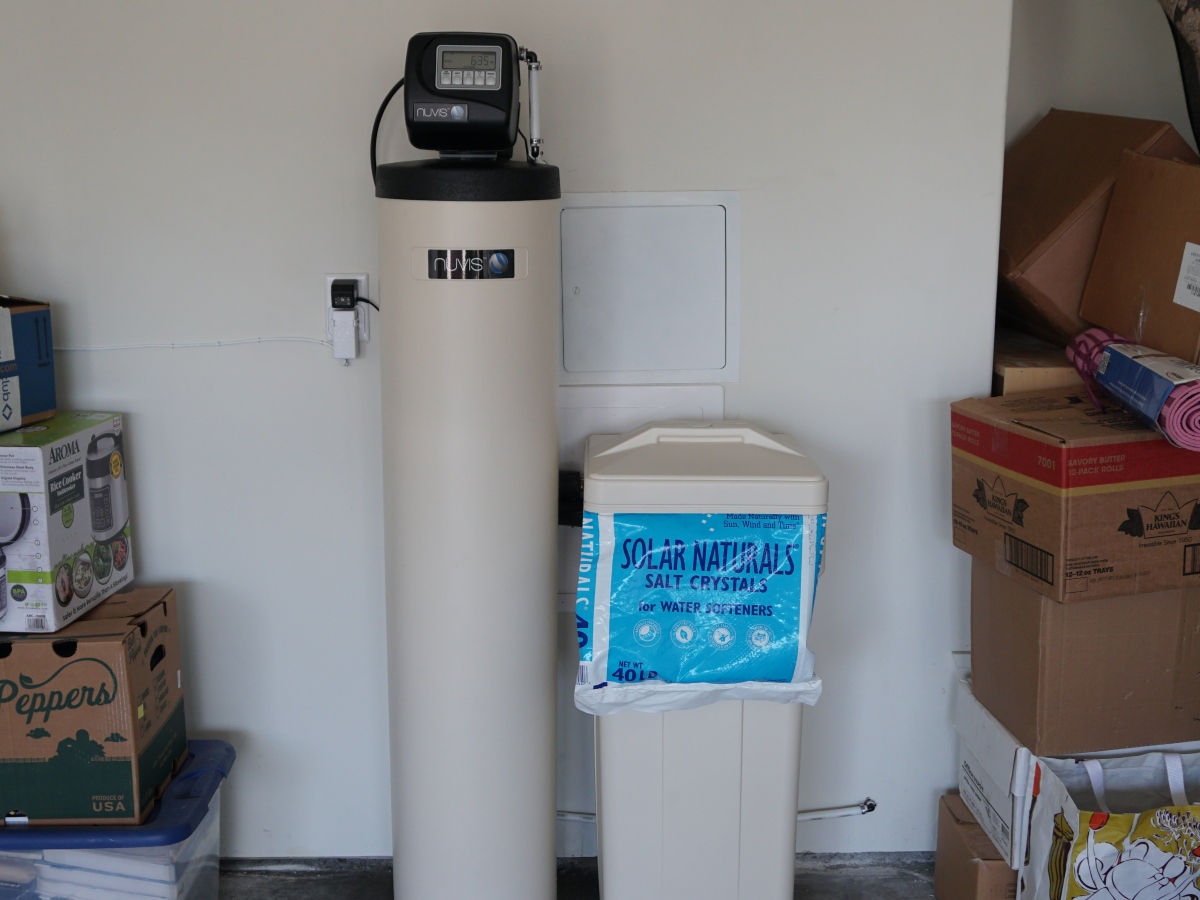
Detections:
[951, 411, 1200, 490]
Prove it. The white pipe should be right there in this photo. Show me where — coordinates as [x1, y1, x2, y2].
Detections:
[555, 797, 876, 826]
[556, 811, 596, 824]
[795, 798, 877, 822]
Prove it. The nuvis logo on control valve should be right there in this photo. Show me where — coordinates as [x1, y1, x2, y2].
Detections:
[427, 249, 515, 280]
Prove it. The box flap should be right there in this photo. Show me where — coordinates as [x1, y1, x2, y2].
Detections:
[0, 296, 50, 313]
[1001, 110, 1173, 275]
[993, 329, 1079, 376]
[1, 587, 173, 641]
[952, 389, 1160, 448]
[944, 795, 1006, 862]
[0, 412, 118, 448]
[81, 586, 172, 622]
[955, 677, 1029, 802]
[1079, 152, 1200, 362]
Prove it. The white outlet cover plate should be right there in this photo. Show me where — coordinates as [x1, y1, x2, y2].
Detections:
[325, 274, 370, 342]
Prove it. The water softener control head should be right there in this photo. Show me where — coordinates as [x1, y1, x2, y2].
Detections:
[404, 32, 521, 155]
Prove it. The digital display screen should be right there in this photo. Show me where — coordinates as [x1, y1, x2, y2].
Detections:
[441, 50, 497, 69]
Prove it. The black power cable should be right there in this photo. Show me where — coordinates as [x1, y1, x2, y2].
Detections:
[370, 76, 405, 186]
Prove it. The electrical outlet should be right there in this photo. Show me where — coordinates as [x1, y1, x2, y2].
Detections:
[325, 274, 370, 343]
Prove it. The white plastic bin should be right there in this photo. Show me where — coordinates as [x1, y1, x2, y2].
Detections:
[581, 422, 827, 900]
[0, 740, 231, 900]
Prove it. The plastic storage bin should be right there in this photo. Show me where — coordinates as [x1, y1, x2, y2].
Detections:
[584, 422, 828, 900]
[0, 740, 233, 900]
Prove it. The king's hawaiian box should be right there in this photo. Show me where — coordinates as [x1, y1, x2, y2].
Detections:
[951, 388, 1200, 602]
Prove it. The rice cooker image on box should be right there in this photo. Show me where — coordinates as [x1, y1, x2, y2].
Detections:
[0, 493, 30, 619]
[86, 432, 128, 543]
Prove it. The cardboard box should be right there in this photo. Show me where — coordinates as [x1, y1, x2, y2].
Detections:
[971, 559, 1200, 755]
[955, 676, 1036, 870]
[934, 794, 1016, 900]
[999, 110, 1198, 345]
[0, 586, 187, 824]
[951, 388, 1200, 602]
[991, 329, 1083, 397]
[0, 413, 134, 632]
[0, 297, 56, 432]
[1078, 152, 1200, 362]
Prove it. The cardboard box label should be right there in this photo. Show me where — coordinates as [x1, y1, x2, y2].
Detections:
[0, 450, 44, 492]
[960, 749, 1012, 854]
[972, 476, 1032, 527]
[1173, 241, 1200, 314]
[1095, 344, 1200, 432]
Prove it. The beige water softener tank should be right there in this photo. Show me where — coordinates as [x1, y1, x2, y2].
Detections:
[376, 159, 561, 897]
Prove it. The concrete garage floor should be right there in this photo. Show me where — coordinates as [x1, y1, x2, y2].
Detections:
[219, 855, 935, 899]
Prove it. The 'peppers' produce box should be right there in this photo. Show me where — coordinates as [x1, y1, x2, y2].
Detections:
[0, 413, 133, 632]
[951, 389, 1200, 602]
[0, 586, 187, 825]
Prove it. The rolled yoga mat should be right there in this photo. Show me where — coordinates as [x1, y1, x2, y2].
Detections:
[1067, 326, 1200, 451]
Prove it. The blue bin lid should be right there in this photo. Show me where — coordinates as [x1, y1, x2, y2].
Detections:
[0, 739, 234, 850]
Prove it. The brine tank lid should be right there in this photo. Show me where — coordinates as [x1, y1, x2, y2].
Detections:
[584, 422, 829, 513]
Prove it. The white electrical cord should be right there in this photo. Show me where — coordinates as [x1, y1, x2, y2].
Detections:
[58, 337, 330, 351]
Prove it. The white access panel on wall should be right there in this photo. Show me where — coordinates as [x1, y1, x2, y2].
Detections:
[560, 192, 740, 384]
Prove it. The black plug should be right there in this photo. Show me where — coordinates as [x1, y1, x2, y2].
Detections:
[558, 470, 584, 527]
[331, 279, 359, 310]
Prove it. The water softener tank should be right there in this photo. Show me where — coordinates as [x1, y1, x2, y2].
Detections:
[374, 32, 560, 900]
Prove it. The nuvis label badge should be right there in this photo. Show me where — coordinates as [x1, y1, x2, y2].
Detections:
[427, 249, 514, 279]
[412, 248, 528, 280]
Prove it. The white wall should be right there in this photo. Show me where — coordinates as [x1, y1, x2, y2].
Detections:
[1007, 0, 1193, 144]
[0, 0, 1012, 856]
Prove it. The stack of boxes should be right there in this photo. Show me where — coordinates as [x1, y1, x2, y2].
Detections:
[935, 111, 1200, 899]
[0, 298, 219, 900]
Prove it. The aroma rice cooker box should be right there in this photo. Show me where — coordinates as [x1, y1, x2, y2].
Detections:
[0, 413, 133, 632]
[951, 389, 1200, 602]
[0, 586, 187, 825]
